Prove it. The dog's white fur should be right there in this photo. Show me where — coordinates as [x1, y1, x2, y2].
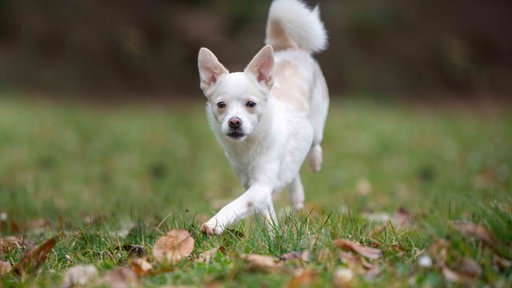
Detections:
[197, 0, 329, 235]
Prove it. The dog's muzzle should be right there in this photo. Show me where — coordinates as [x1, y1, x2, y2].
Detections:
[227, 117, 245, 139]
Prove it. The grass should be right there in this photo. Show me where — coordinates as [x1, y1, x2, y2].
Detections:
[0, 95, 511, 287]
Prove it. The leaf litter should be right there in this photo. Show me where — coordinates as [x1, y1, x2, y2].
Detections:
[60, 264, 99, 288]
[333, 239, 382, 260]
[152, 229, 195, 265]
[12, 236, 57, 280]
[449, 220, 495, 245]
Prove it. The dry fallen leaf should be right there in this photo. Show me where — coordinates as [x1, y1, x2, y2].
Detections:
[152, 229, 194, 264]
[442, 266, 474, 285]
[101, 267, 141, 288]
[23, 218, 51, 234]
[333, 239, 382, 260]
[241, 254, 282, 273]
[1, 236, 23, 253]
[338, 251, 360, 269]
[338, 250, 381, 280]
[456, 257, 482, 278]
[279, 250, 311, 262]
[0, 260, 12, 276]
[363, 264, 382, 281]
[13, 237, 57, 280]
[449, 221, 495, 245]
[195, 246, 225, 264]
[493, 254, 512, 271]
[391, 207, 413, 230]
[426, 239, 449, 268]
[130, 257, 153, 276]
[60, 264, 98, 288]
[286, 269, 317, 288]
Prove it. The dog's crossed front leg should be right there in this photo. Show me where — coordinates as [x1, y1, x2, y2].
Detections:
[201, 184, 274, 235]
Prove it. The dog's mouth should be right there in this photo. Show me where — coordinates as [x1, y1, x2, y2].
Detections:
[227, 130, 246, 140]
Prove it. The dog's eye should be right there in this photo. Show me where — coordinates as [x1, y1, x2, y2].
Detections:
[217, 101, 226, 109]
[246, 101, 256, 108]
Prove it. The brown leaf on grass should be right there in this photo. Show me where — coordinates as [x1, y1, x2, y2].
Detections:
[130, 257, 153, 276]
[10, 218, 20, 233]
[442, 266, 474, 285]
[449, 221, 495, 245]
[426, 238, 449, 267]
[391, 207, 413, 230]
[456, 257, 483, 278]
[279, 250, 311, 262]
[101, 267, 141, 288]
[286, 269, 317, 288]
[240, 254, 283, 273]
[0, 212, 20, 234]
[152, 230, 194, 265]
[363, 263, 382, 280]
[338, 251, 360, 269]
[338, 250, 381, 280]
[60, 264, 99, 288]
[1, 236, 24, 253]
[0, 260, 12, 276]
[493, 254, 512, 271]
[23, 218, 51, 234]
[333, 239, 382, 260]
[13, 237, 57, 280]
[195, 246, 225, 264]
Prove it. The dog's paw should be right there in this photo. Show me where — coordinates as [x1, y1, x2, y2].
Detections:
[201, 223, 224, 235]
[292, 202, 304, 210]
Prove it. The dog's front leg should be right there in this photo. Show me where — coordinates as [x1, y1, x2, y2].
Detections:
[201, 184, 272, 235]
[257, 198, 278, 229]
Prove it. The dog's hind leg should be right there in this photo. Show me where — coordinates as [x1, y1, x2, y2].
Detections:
[288, 175, 305, 210]
[308, 62, 329, 173]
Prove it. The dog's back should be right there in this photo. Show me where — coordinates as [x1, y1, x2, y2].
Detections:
[265, 0, 329, 172]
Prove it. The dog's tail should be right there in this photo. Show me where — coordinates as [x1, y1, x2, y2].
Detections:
[265, 0, 328, 53]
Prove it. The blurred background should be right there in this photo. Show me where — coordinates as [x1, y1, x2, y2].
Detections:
[0, 0, 511, 100]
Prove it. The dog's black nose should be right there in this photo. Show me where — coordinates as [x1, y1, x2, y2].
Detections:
[228, 117, 242, 129]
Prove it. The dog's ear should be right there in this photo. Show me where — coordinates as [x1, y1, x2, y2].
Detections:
[198, 48, 229, 94]
[245, 45, 274, 91]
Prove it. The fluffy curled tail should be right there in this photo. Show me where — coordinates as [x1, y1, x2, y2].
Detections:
[265, 0, 328, 53]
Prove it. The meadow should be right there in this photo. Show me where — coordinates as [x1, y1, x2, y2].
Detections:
[0, 95, 511, 287]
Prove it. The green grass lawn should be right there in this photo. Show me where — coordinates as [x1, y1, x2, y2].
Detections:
[0, 95, 511, 287]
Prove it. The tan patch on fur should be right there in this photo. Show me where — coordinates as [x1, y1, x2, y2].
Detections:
[266, 20, 298, 52]
[272, 59, 309, 112]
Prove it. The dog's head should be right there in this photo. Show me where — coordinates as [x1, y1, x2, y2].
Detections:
[198, 45, 274, 141]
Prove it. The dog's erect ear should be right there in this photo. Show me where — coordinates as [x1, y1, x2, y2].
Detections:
[245, 45, 274, 91]
[198, 48, 229, 94]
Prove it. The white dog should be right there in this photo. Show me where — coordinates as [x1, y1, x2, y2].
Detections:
[197, 0, 329, 235]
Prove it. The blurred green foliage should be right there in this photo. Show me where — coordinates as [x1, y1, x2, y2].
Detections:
[0, 0, 510, 97]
